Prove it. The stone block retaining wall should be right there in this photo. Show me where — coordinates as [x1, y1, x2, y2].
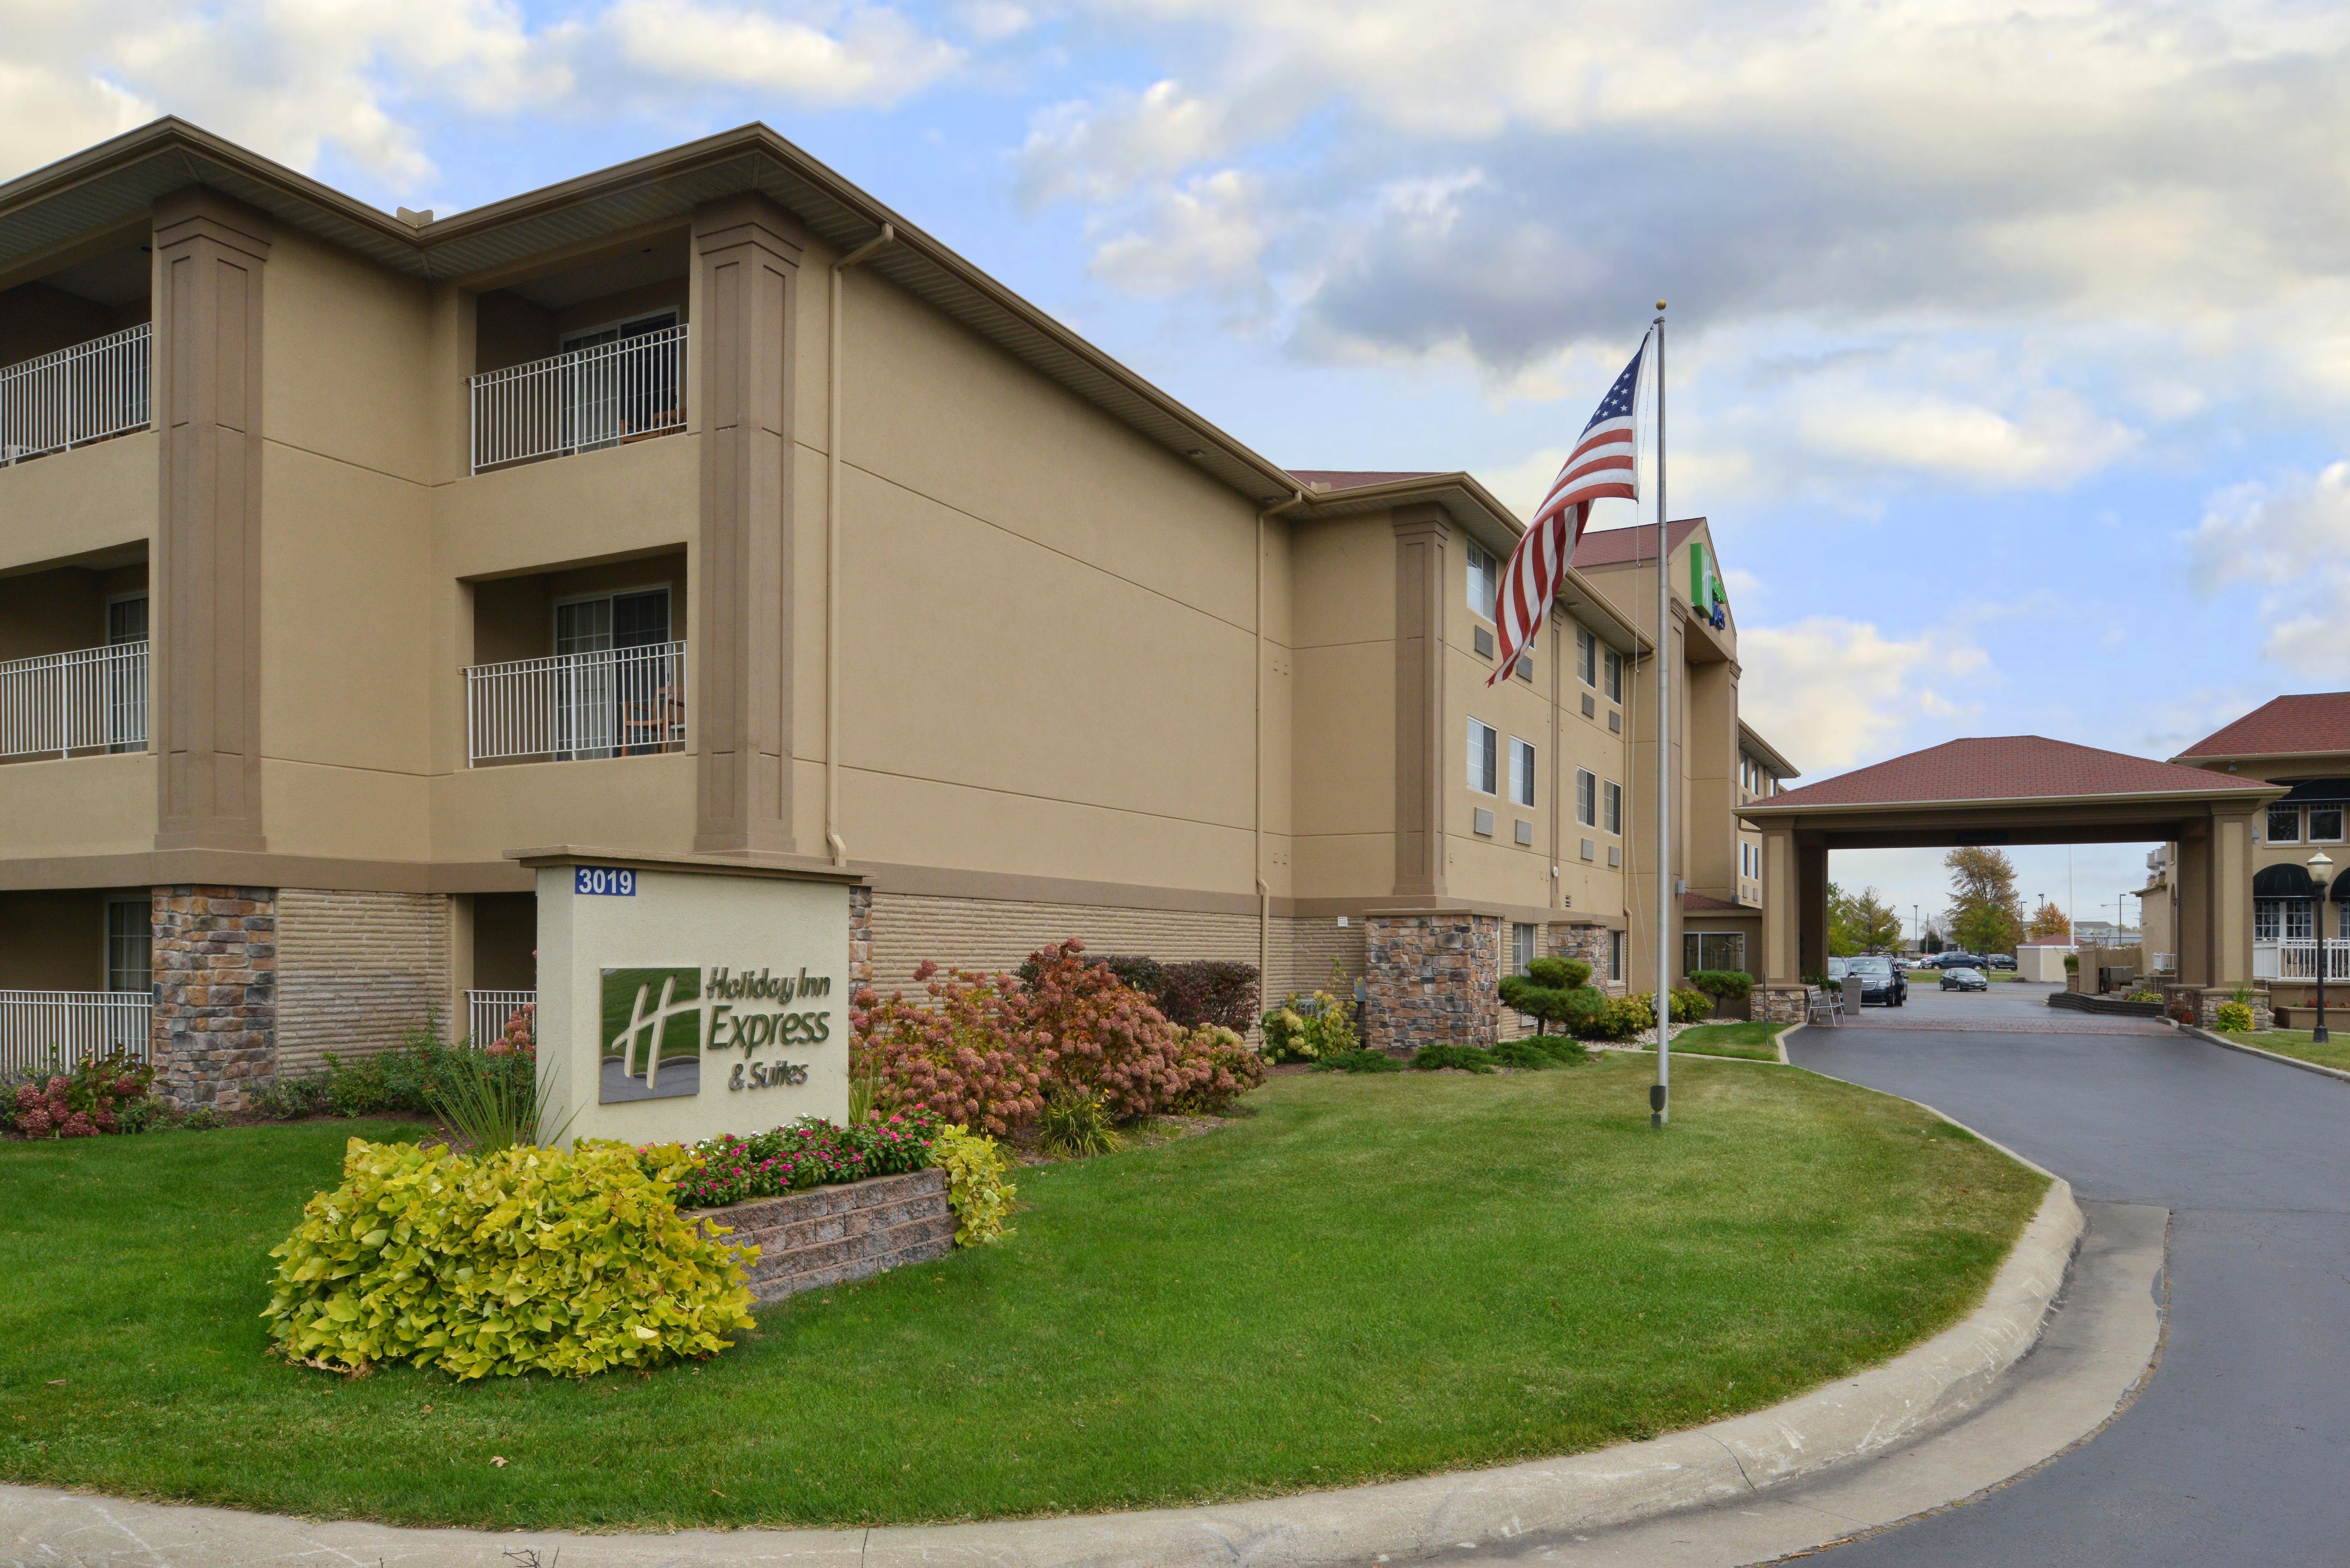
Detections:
[694, 1168, 955, 1303]
[153, 885, 277, 1110]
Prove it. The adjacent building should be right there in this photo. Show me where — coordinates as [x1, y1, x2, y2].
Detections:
[0, 119, 1792, 1104]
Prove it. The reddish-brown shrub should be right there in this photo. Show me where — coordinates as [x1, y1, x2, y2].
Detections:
[850, 960, 1048, 1136]
[1021, 939, 1219, 1120]
[1171, 1024, 1268, 1112]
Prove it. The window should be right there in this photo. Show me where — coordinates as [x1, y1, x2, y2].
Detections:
[1576, 767, 1597, 826]
[105, 896, 151, 994]
[1603, 779, 1622, 834]
[1513, 923, 1537, 975]
[1609, 929, 1626, 982]
[1467, 540, 1497, 620]
[1683, 931, 1747, 974]
[2257, 900, 2282, 942]
[104, 594, 148, 753]
[1603, 648, 1622, 702]
[1576, 627, 1597, 686]
[559, 311, 681, 449]
[552, 586, 677, 758]
[2286, 900, 2316, 940]
[1510, 736, 1536, 807]
[1467, 717, 1498, 794]
[2313, 805, 2345, 842]
[2268, 803, 2302, 842]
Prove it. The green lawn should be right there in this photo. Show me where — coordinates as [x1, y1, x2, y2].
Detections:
[2220, 1029, 2350, 1074]
[0, 1057, 2045, 1532]
[1650, 1021, 1784, 1060]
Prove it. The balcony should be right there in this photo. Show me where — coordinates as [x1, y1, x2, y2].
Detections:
[466, 989, 536, 1046]
[465, 640, 686, 766]
[0, 322, 152, 466]
[0, 990, 152, 1072]
[0, 640, 147, 761]
[469, 325, 687, 473]
[2253, 940, 2350, 981]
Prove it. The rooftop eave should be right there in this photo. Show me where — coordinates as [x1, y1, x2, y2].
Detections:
[1738, 720, 1800, 780]
[1741, 781, 2288, 821]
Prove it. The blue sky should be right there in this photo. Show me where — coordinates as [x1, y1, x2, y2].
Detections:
[11, 0, 2346, 937]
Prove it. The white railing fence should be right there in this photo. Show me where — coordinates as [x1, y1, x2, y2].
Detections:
[469, 325, 687, 473]
[2253, 940, 2350, 981]
[0, 322, 152, 465]
[466, 641, 686, 766]
[0, 640, 148, 760]
[466, 989, 536, 1046]
[0, 991, 152, 1074]
[2151, 952, 2176, 974]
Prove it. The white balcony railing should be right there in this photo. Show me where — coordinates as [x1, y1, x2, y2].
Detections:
[1, 990, 152, 1074]
[468, 325, 687, 473]
[0, 640, 148, 760]
[0, 322, 152, 465]
[466, 641, 686, 766]
[467, 989, 536, 1047]
[2253, 940, 2350, 981]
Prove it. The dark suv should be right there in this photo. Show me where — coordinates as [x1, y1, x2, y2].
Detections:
[1843, 954, 1908, 1007]
[1982, 953, 2017, 972]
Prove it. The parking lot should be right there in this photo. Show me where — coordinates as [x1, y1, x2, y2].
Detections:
[1830, 977, 2172, 1036]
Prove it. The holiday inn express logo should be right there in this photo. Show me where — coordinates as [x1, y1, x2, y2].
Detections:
[597, 962, 838, 1104]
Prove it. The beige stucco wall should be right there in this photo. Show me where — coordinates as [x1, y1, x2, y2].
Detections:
[0, 432, 155, 575]
[1289, 512, 1397, 901]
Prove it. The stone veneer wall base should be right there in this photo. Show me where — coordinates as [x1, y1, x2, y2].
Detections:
[694, 1168, 955, 1302]
[152, 885, 277, 1111]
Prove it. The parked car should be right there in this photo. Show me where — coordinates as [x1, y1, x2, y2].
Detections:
[1934, 951, 1984, 970]
[1940, 966, 1989, 991]
[1827, 957, 1851, 983]
[1845, 955, 1907, 1006]
[1982, 953, 2017, 972]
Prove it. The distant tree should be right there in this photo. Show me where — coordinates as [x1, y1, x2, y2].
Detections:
[2024, 900, 2073, 942]
[1827, 882, 1860, 956]
[1922, 928, 1945, 954]
[1946, 846, 2025, 954]
[1826, 883, 1903, 954]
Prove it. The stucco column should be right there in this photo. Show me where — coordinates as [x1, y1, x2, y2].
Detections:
[692, 194, 805, 855]
[2210, 806, 2256, 987]
[1760, 823, 1800, 983]
[1797, 835, 1829, 980]
[1390, 505, 1449, 899]
[153, 188, 271, 852]
[2176, 823, 2212, 989]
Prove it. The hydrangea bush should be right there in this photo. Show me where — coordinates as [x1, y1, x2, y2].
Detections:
[6, 1050, 154, 1138]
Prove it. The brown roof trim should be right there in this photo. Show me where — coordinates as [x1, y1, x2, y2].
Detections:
[1743, 782, 2286, 819]
[1300, 471, 1653, 656]
[0, 118, 1305, 508]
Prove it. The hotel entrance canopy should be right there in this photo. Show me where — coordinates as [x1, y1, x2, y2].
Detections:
[1739, 736, 2283, 991]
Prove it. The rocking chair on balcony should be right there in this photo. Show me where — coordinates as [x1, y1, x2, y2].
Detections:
[619, 683, 686, 754]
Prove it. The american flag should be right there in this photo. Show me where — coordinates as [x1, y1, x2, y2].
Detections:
[1487, 335, 1649, 685]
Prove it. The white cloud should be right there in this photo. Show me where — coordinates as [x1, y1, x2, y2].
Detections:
[1736, 615, 1988, 773]
[2184, 461, 2350, 676]
[1792, 388, 2137, 491]
[599, 0, 961, 107]
[1020, 79, 1236, 205]
[1088, 168, 1273, 297]
[0, 0, 964, 196]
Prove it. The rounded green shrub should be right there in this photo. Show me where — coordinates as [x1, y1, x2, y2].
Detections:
[1497, 956, 1609, 1036]
[1309, 1048, 1403, 1073]
[263, 1138, 757, 1380]
[1409, 1044, 1495, 1073]
[2214, 1001, 2255, 1032]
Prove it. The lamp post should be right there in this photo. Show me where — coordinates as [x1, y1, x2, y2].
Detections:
[2312, 851, 2334, 1045]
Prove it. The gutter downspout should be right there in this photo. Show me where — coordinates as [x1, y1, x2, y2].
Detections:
[1257, 489, 1310, 1003]
[826, 223, 896, 868]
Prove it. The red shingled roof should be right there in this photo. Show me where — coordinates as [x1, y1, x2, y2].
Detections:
[2176, 693, 2350, 761]
[1290, 470, 1439, 491]
[1682, 891, 1744, 912]
[1758, 736, 2274, 809]
[1573, 518, 1704, 568]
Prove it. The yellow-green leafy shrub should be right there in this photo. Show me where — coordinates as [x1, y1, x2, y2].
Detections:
[263, 1138, 757, 1379]
[2214, 1001, 2255, 1032]
[930, 1124, 1016, 1247]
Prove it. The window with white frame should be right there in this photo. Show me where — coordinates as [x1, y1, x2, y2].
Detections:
[2287, 900, 2316, 940]
[1576, 627, 1597, 686]
[1468, 717, 1498, 794]
[2268, 803, 2301, 842]
[1608, 929, 1626, 981]
[1603, 647, 1622, 702]
[105, 895, 151, 994]
[2256, 900, 2282, 942]
[1510, 736, 1536, 807]
[1513, 922, 1537, 975]
[1576, 767, 1597, 826]
[2312, 805, 2345, 842]
[1467, 540, 1497, 620]
[1603, 779, 1622, 834]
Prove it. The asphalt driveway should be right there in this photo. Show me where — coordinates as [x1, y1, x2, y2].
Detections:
[1785, 1005, 2350, 1565]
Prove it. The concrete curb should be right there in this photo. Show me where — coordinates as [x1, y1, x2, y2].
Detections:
[0, 1180, 2085, 1568]
[2174, 1020, 2350, 1085]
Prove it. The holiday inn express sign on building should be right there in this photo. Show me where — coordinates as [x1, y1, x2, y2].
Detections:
[528, 853, 856, 1144]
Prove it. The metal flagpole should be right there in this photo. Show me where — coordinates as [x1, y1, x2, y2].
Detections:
[1652, 300, 1671, 1130]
